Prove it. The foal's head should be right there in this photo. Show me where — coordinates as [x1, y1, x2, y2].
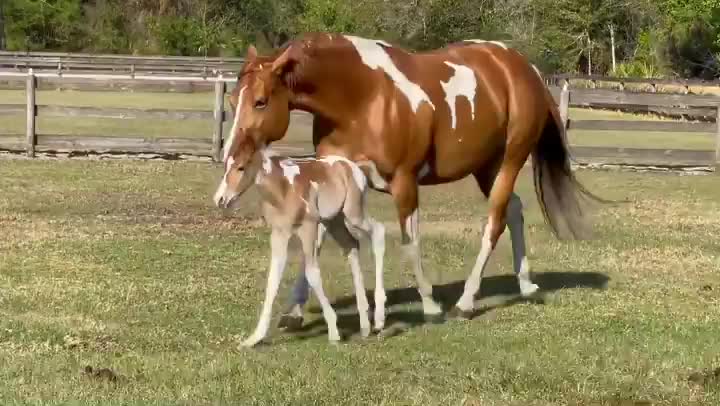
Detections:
[214, 44, 297, 208]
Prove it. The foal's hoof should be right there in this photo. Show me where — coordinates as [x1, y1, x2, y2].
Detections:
[424, 312, 446, 324]
[278, 315, 304, 331]
[360, 327, 372, 339]
[447, 306, 475, 320]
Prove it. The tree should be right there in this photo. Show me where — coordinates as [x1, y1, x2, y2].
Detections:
[0, 1, 6, 50]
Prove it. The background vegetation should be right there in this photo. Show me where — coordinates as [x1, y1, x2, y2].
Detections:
[1, 0, 720, 77]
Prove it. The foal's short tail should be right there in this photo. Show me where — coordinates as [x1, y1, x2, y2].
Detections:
[531, 99, 610, 240]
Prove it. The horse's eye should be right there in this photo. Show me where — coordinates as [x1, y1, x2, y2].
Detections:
[254, 98, 268, 110]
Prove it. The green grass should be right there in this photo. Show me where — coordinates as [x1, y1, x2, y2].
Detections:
[1, 90, 716, 151]
[1, 158, 719, 404]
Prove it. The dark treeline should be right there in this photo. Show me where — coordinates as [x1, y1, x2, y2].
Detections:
[1, 0, 720, 78]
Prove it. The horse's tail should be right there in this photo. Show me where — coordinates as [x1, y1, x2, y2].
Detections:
[531, 88, 610, 240]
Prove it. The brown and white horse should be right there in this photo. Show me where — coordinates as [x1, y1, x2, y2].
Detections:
[216, 33, 602, 323]
[214, 148, 387, 346]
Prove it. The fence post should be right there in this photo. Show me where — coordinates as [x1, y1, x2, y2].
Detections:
[716, 106, 720, 173]
[212, 74, 225, 162]
[559, 80, 570, 130]
[26, 69, 36, 157]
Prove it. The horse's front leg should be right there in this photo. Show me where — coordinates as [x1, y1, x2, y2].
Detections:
[391, 171, 444, 322]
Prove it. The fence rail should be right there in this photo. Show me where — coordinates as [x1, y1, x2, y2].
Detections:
[0, 51, 245, 77]
[0, 71, 718, 171]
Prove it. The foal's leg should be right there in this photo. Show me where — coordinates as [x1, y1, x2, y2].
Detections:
[326, 218, 372, 338]
[297, 221, 341, 343]
[278, 223, 327, 330]
[342, 215, 387, 331]
[391, 171, 443, 320]
[241, 228, 291, 347]
[454, 163, 522, 317]
[507, 193, 540, 296]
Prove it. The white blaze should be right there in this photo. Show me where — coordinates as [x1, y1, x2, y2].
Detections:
[214, 156, 236, 206]
[440, 62, 477, 130]
[224, 85, 247, 161]
[344, 35, 435, 113]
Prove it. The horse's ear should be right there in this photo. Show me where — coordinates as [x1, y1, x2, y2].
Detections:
[246, 45, 258, 61]
[271, 45, 296, 77]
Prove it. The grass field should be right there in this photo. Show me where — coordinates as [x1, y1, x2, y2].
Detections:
[1, 157, 719, 404]
[0, 89, 716, 152]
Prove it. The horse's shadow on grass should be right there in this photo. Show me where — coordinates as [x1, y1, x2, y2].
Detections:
[290, 271, 609, 341]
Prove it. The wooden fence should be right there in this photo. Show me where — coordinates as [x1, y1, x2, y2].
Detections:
[0, 71, 718, 171]
[0, 51, 244, 78]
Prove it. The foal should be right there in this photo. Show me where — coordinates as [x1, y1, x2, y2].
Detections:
[213, 148, 386, 347]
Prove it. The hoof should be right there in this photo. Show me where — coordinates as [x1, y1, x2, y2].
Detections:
[278, 315, 304, 331]
[239, 337, 267, 349]
[447, 306, 475, 320]
[424, 312, 446, 324]
[360, 327, 372, 339]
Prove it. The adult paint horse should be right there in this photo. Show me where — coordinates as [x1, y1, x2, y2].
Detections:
[217, 33, 602, 322]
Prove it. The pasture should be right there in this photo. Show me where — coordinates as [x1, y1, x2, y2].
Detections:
[1, 155, 719, 404]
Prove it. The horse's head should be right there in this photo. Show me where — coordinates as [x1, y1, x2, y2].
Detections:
[214, 44, 296, 209]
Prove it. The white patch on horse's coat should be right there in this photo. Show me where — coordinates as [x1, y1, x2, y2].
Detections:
[344, 35, 435, 113]
[261, 149, 274, 174]
[310, 181, 319, 190]
[279, 159, 301, 185]
[224, 85, 247, 161]
[465, 39, 508, 49]
[318, 155, 367, 191]
[440, 61, 477, 130]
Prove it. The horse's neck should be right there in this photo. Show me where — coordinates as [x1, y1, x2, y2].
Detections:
[287, 46, 373, 122]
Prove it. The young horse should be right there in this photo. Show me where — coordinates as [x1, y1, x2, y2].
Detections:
[213, 147, 386, 347]
[219, 33, 603, 325]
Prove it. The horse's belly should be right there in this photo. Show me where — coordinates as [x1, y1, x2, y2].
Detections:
[429, 128, 505, 181]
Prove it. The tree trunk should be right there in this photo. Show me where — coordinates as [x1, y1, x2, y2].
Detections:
[587, 36, 592, 75]
[609, 24, 616, 74]
[0, 2, 6, 50]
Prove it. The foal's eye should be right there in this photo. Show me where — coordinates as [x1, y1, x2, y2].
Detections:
[254, 98, 268, 110]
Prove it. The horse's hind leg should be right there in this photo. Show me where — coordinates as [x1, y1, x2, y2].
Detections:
[506, 193, 540, 296]
[453, 162, 523, 317]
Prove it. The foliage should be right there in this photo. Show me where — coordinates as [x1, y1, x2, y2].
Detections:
[2, 0, 720, 77]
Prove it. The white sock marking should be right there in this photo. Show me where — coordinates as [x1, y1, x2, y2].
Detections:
[344, 35, 435, 113]
[456, 217, 494, 311]
[441, 61, 477, 130]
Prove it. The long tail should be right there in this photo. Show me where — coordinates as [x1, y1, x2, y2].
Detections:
[531, 91, 613, 240]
